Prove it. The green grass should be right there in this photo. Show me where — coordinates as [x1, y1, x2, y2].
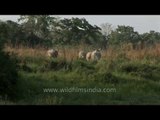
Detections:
[2, 53, 160, 105]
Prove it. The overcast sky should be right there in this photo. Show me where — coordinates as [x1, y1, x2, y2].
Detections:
[0, 15, 160, 34]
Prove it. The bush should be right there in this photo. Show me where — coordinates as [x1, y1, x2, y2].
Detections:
[72, 60, 95, 75]
[120, 62, 160, 80]
[42, 58, 72, 71]
[95, 60, 117, 72]
[19, 62, 32, 72]
[0, 51, 19, 99]
[0, 29, 19, 99]
[94, 72, 118, 84]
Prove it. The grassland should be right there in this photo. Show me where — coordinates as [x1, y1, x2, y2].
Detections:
[1, 44, 160, 105]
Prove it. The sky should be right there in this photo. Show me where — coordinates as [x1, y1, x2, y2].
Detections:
[0, 15, 160, 34]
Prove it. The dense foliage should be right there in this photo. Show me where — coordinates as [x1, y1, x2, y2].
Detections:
[0, 21, 18, 99]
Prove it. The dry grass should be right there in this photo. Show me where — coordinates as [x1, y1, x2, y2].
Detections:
[4, 45, 47, 64]
[4, 44, 92, 62]
[4, 43, 160, 62]
[102, 43, 160, 61]
[125, 46, 160, 60]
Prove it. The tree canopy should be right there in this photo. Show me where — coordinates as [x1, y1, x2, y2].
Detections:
[0, 16, 160, 48]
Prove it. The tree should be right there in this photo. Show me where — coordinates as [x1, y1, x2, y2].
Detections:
[141, 30, 160, 45]
[100, 23, 114, 37]
[0, 20, 9, 48]
[53, 17, 105, 48]
[108, 25, 140, 45]
[18, 15, 56, 47]
[5, 20, 26, 47]
[100, 23, 114, 49]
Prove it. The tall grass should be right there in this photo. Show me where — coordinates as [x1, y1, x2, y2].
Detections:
[2, 43, 160, 105]
[5, 43, 160, 62]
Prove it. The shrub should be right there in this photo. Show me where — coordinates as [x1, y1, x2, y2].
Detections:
[120, 62, 160, 80]
[0, 51, 19, 99]
[0, 30, 19, 99]
[42, 58, 72, 71]
[72, 60, 95, 75]
[94, 72, 118, 84]
[20, 62, 32, 72]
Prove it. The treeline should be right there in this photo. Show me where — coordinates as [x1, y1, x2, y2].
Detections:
[0, 15, 160, 49]
[0, 15, 105, 48]
[107, 25, 160, 48]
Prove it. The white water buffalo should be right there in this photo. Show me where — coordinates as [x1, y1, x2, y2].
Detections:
[86, 49, 101, 61]
[47, 49, 58, 58]
[78, 50, 86, 59]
